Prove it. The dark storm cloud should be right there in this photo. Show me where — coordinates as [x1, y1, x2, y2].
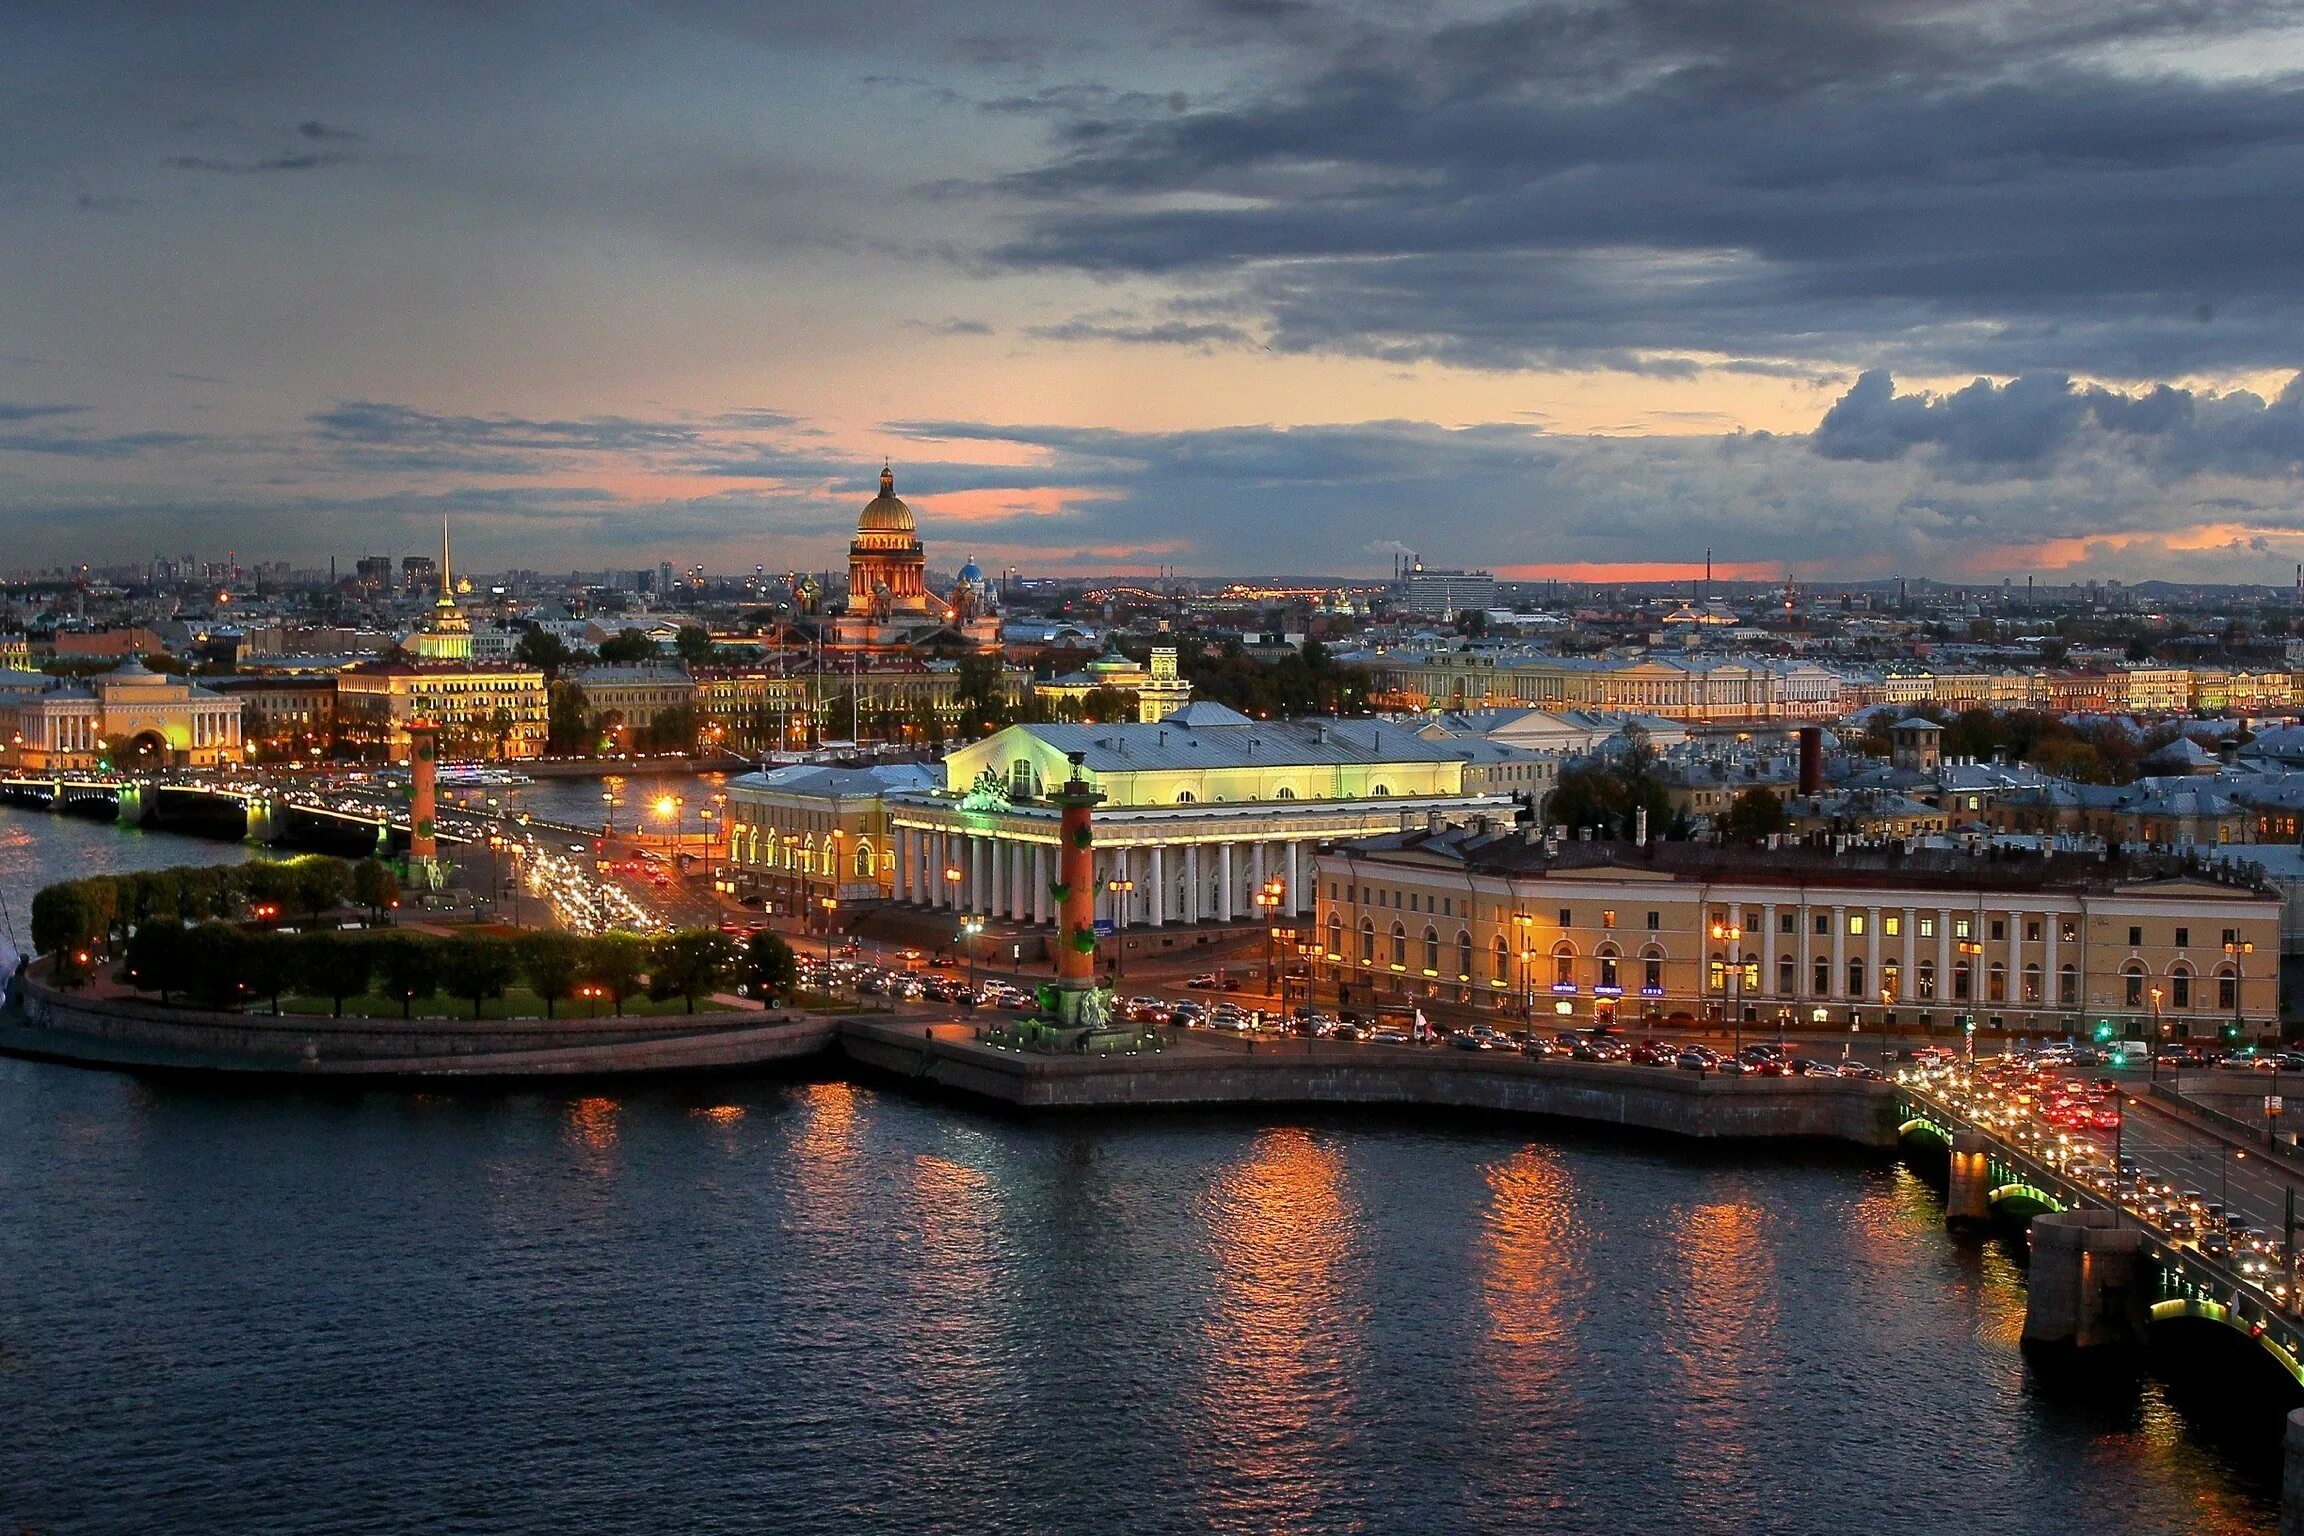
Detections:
[163, 152, 350, 174]
[0, 429, 204, 459]
[1813, 369, 2304, 476]
[294, 119, 360, 141]
[990, 0, 2304, 376]
[0, 401, 85, 422]
[310, 402, 708, 456]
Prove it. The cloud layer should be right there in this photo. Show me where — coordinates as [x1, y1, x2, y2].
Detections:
[7, 2, 2304, 581]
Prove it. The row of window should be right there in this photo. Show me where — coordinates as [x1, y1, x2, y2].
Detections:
[1324, 911, 2251, 1011]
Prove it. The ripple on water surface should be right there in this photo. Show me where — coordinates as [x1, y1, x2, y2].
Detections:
[0, 1067, 2285, 1536]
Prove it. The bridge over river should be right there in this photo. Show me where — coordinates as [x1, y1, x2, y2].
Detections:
[1897, 1060, 2304, 1529]
[0, 770, 604, 856]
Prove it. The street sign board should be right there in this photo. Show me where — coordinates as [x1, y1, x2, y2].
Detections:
[2270, 1095, 2284, 1118]
[1092, 919, 1116, 936]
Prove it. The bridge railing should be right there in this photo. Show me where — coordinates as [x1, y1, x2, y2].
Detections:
[2145, 1082, 2304, 1167]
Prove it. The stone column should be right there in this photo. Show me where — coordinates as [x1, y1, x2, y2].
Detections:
[1866, 906, 1881, 1003]
[1185, 845, 1202, 923]
[971, 836, 988, 912]
[1287, 842, 1302, 915]
[1033, 843, 1051, 926]
[1218, 843, 1234, 922]
[1901, 909, 1917, 1001]
[1251, 841, 1267, 903]
[1830, 905, 1846, 999]
[1938, 912, 1954, 1012]
[1762, 903, 1778, 995]
[1149, 845, 1166, 926]
[2007, 910, 2023, 1015]
[2044, 915, 2061, 1012]
[1797, 903, 1812, 999]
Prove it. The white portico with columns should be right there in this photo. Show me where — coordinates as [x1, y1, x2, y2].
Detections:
[888, 703, 1514, 929]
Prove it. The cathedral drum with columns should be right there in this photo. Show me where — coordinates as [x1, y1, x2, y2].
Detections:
[826, 465, 1001, 653]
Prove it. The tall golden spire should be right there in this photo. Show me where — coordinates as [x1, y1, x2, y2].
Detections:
[437, 517, 454, 609]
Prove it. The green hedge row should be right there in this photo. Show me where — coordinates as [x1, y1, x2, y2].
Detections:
[118, 923, 798, 1019]
[33, 856, 400, 977]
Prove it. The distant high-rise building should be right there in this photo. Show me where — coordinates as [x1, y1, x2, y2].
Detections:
[1400, 564, 1496, 617]
[402, 554, 437, 594]
[356, 556, 395, 592]
[658, 561, 676, 597]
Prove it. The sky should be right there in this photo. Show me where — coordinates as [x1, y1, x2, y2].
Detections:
[10, 0, 2304, 584]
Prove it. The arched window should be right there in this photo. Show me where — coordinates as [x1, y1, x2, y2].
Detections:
[1596, 945, 1619, 990]
[2171, 965, 2193, 1009]
[1492, 935, 1512, 983]
[1009, 758, 1043, 799]
[1847, 957, 1865, 998]
[1881, 959, 1900, 1000]
[2219, 966, 2239, 1011]
[1643, 947, 1664, 993]
[1779, 955, 1794, 995]
[2123, 964, 2145, 1007]
[1553, 942, 1575, 988]
[1275, 787, 1295, 799]
[1423, 925, 1441, 973]
[1916, 958, 1936, 1000]
[1987, 962, 2007, 1004]
[1327, 914, 1343, 958]
[1358, 918, 1375, 964]
[2059, 964, 2078, 1007]
[1175, 790, 1196, 804]
[2021, 962, 2041, 1005]
[853, 840, 873, 879]
[1457, 930, 1474, 979]
[1953, 960, 1972, 1001]
[1370, 783, 1391, 797]
[1390, 922, 1407, 968]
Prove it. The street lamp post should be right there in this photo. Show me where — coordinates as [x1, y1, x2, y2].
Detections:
[819, 895, 839, 1005]
[960, 913, 984, 1003]
[2150, 985, 2167, 1085]
[1254, 879, 1284, 993]
[1514, 911, 1534, 1039]
[1710, 920, 1743, 1059]
[1879, 982, 1896, 1068]
[2227, 938, 2254, 1047]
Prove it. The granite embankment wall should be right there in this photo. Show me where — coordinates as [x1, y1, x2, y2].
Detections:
[6, 979, 836, 1077]
[837, 1019, 1901, 1146]
[3, 981, 1901, 1142]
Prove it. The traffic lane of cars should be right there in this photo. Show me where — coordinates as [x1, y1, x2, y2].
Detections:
[1917, 1057, 2303, 1289]
[2111, 1106, 2301, 1239]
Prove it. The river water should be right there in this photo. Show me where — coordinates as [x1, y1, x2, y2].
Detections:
[0, 804, 2287, 1535]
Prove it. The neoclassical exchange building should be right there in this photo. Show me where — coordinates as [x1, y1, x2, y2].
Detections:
[884, 703, 1512, 927]
[725, 701, 1514, 927]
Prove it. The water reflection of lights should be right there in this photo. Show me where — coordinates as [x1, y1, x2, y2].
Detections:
[562, 1096, 622, 1175]
[1479, 1147, 1585, 1392]
[1664, 1199, 1774, 1506]
[791, 1082, 862, 1185]
[693, 1104, 745, 1125]
[1193, 1128, 1360, 1535]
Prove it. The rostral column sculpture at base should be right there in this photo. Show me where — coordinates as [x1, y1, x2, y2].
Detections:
[1014, 752, 1148, 1054]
